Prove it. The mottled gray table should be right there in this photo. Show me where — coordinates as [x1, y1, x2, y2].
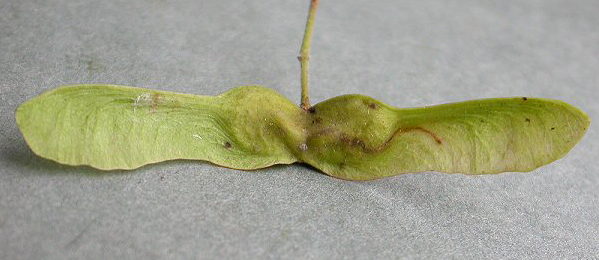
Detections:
[1, 0, 598, 259]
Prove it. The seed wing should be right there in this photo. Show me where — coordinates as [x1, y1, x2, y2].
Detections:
[16, 85, 299, 170]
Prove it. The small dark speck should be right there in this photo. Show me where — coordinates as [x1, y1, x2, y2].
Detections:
[224, 142, 232, 149]
[551, 127, 555, 130]
[522, 97, 528, 101]
[525, 118, 530, 123]
[159, 176, 165, 181]
[308, 107, 316, 113]
[480, 120, 484, 123]
[368, 103, 377, 109]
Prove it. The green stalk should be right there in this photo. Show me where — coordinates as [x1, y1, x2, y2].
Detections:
[299, 0, 318, 110]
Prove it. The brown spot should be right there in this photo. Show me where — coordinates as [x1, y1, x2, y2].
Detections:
[308, 107, 316, 113]
[348, 137, 368, 151]
[150, 93, 161, 112]
[159, 176, 165, 181]
[551, 127, 555, 130]
[525, 118, 530, 123]
[340, 133, 351, 143]
[339, 133, 370, 152]
[224, 142, 232, 149]
[340, 135, 370, 152]
[312, 117, 323, 124]
[368, 103, 377, 109]
[522, 97, 528, 101]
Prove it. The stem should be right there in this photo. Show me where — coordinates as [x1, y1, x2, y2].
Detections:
[299, 0, 318, 110]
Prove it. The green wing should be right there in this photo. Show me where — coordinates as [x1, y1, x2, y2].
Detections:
[16, 85, 302, 170]
[301, 95, 590, 180]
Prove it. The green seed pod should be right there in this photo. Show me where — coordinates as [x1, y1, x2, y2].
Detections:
[13, 0, 590, 180]
[15, 85, 589, 180]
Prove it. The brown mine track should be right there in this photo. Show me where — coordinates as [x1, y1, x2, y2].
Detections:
[401, 126, 443, 145]
[340, 126, 442, 154]
[150, 93, 160, 112]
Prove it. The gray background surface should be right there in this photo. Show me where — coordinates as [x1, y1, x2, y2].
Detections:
[1, 0, 598, 259]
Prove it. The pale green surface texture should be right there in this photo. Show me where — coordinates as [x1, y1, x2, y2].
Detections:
[16, 85, 300, 170]
[16, 84, 589, 180]
[307, 95, 589, 180]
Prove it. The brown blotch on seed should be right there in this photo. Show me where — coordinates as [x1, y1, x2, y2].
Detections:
[368, 103, 377, 109]
[307, 107, 316, 113]
[224, 142, 232, 149]
[348, 137, 368, 151]
[525, 118, 531, 123]
[150, 93, 161, 112]
[522, 97, 528, 101]
[551, 127, 555, 130]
